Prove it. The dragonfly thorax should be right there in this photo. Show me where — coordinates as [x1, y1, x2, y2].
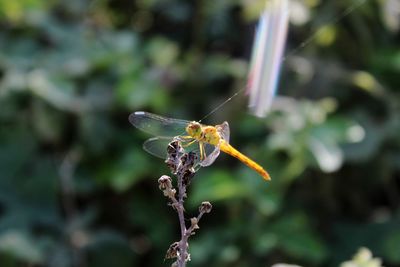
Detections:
[201, 126, 220, 146]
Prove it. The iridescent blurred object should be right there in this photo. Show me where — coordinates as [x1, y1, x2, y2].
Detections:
[247, 0, 289, 117]
[382, 0, 400, 32]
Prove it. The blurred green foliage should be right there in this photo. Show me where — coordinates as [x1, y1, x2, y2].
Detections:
[0, 0, 399, 266]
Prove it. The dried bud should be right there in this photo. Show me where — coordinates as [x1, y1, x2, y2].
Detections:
[187, 151, 198, 166]
[165, 241, 179, 259]
[167, 141, 181, 156]
[165, 141, 185, 174]
[158, 175, 172, 190]
[181, 151, 198, 169]
[165, 158, 177, 173]
[165, 188, 176, 198]
[190, 217, 199, 230]
[199, 201, 212, 214]
[180, 154, 188, 166]
[181, 169, 195, 186]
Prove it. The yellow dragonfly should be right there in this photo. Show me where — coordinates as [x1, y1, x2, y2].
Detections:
[129, 111, 270, 181]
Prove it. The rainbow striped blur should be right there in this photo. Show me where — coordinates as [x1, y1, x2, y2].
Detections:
[247, 0, 289, 117]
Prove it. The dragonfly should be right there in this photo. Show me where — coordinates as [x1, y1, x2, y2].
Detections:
[129, 111, 271, 181]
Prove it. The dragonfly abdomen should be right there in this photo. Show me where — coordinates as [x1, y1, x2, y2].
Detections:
[219, 140, 271, 181]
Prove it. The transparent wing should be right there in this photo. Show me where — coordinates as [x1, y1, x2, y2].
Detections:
[200, 144, 220, 167]
[129, 111, 190, 137]
[216, 121, 230, 143]
[143, 137, 173, 159]
[143, 136, 202, 160]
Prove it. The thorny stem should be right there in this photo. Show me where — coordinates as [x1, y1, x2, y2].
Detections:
[159, 141, 212, 267]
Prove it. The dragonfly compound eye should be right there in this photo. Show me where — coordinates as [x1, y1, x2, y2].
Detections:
[186, 122, 202, 137]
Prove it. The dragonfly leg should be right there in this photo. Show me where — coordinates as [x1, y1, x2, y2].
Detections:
[199, 142, 205, 161]
[182, 139, 197, 148]
[180, 135, 193, 140]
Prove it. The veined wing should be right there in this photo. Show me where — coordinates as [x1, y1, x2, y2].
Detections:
[143, 136, 201, 159]
[199, 144, 220, 167]
[129, 111, 190, 137]
[216, 121, 230, 143]
[142, 137, 174, 159]
[143, 137, 219, 169]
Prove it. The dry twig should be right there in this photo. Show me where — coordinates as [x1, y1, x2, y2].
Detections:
[158, 141, 212, 267]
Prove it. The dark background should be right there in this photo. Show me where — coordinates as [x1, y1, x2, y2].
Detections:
[0, 0, 399, 266]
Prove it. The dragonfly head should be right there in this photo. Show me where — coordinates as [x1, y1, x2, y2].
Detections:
[186, 121, 202, 138]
